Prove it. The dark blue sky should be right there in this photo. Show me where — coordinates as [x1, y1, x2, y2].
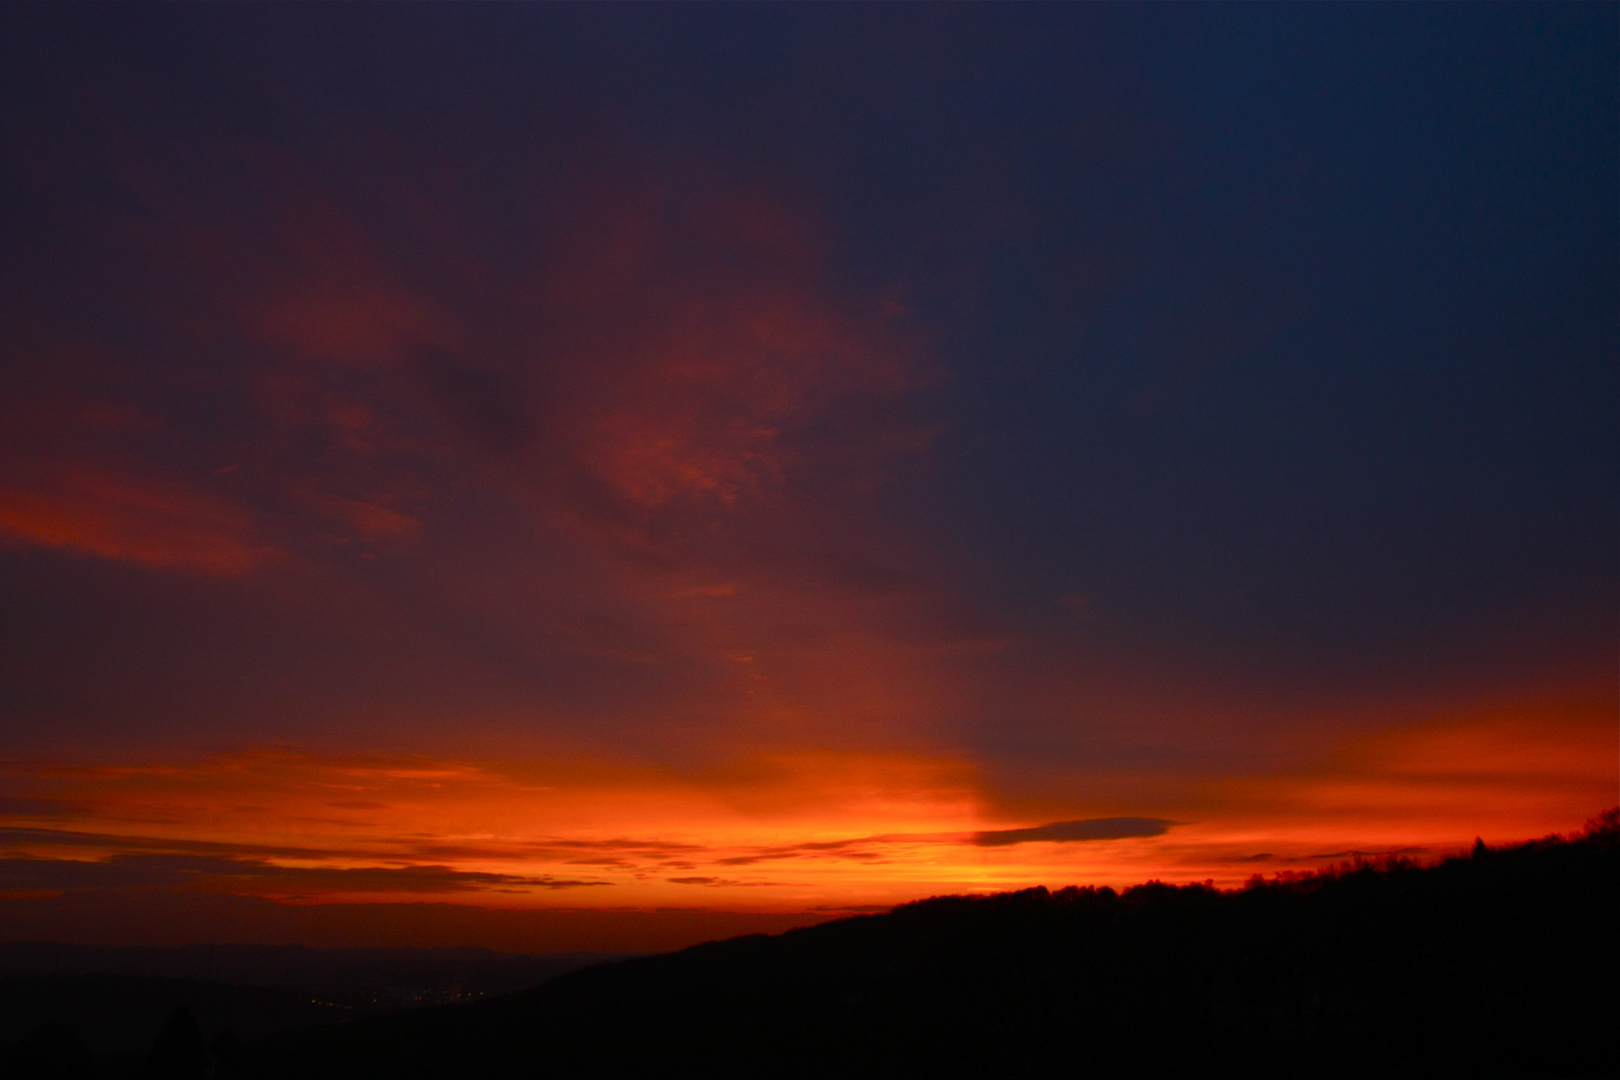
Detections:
[4, 1, 1614, 725]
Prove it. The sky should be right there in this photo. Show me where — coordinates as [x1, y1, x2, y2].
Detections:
[0, 4, 1615, 953]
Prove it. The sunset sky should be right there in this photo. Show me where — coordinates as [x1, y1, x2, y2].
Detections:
[1, 5, 1615, 953]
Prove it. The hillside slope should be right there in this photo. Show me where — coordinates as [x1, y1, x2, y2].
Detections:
[71, 813, 1620, 1078]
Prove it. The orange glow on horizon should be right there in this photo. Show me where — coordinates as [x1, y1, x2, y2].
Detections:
[2, 698, 1610, 946]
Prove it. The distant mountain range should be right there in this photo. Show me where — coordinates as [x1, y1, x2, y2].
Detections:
[6, 811, 1616, 1078]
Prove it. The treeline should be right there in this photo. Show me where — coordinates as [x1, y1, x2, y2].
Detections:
[11, 811, 1619, 1078]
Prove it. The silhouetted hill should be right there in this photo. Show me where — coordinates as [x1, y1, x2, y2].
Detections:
[222, 810, 1618, 1080]
[9, 814, 1615, 1079]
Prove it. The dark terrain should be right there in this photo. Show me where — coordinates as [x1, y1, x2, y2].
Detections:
[0, 944, 623, 1012]
[0, 947, 622, 1079]
[7, 812, 1617, 1079]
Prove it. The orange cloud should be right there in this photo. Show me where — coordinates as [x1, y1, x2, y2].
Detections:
[1, 701, 1606, 929]
[0, 745, 989, 909]
[961, 697, 1617, 890]
[0, 467, 275, 575]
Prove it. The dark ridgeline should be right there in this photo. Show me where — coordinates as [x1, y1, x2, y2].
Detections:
[7, 812, 1616, 1079]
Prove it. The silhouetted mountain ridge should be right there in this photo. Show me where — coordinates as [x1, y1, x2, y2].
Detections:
[224, 810, 1617, 1079]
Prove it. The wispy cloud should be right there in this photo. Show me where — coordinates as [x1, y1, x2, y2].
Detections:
[0, 853, 609, 896]
[972, 818, 1173, 847]
[0, 467, 276, 575]
[1, 705, 1610, 915]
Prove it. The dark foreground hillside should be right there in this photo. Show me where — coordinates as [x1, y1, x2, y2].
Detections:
[233, 812, 1619, 1080]
[17, 813, 1620, 1079]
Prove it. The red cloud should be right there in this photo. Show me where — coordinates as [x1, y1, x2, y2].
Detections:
[248, 192, 452, 369]
[259, 288, 438, 369]
[567, 195, 917, 510]
[0, 466, 274, 576]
